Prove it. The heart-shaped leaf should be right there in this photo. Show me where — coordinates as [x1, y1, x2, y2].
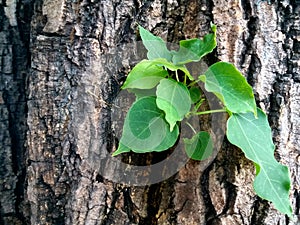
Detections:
[226, 108, 292, 216]
[201, 62, 257, 116]
[172, 23, 217, 65]
[184, 131, 213, 160]
[113, 96, 179, 155]
[156, 78, 191, 131]
[122, 60, 168, 90]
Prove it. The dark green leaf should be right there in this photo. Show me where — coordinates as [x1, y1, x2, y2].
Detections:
[139, 25, 172, 61]
[226, 108, 292, 216]
[184, 131, 213, 160]
[116, 97, 179, 154]
[202, 62, 257, 116]
[189, 86, 202, 103]
[172, 23, 217, 65]
[122, 60, 168, 90]
[156, 78, 191, 131]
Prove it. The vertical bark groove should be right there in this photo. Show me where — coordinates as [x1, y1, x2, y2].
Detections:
[0, 0, 32, 224]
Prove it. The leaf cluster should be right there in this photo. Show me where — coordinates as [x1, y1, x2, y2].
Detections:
[112, 24, 292, 216]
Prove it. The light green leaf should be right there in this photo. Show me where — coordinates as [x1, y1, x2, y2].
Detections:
[122, 60, 168, 89]
[112, 143, 130, 156]
[226, 108, 292, 216]
[184, 131, 213, 160]
[202, 62, 257, 116]
[139, 25, 172, 61]
[151, 58, 194, 81]
[128, 87, 157, 99]
[172, 23, 217, 65]
[116, 96, 179, 154]
[156, 79, 191, 131]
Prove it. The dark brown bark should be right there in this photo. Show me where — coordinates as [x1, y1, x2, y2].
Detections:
[0, 0, 32, 224]
[0, 0, 299, 224]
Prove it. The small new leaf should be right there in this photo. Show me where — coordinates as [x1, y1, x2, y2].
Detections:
[156, 79, 191, 131]
[172, 23, 217, 65]
[226, 108, 292, 216]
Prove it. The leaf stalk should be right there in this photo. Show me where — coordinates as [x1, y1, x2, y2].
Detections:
[195, 108, 227, 115]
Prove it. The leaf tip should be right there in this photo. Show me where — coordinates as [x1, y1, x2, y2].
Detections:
[169, 123, 176, 132]
[120, 83, 127, 90]
[286, 206, 293, 218]
[210, 22, 217, 33]
[111, 151, 120, 157]
[113, 143, 131, 156]
[198, 75, 206, 83]
[138, 24, 145, 32]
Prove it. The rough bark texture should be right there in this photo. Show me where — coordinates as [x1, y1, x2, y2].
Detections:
[0, 0, 299, 225]
[0, 0, 31, 224]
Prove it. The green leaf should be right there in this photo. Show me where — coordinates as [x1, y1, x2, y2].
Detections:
[172, 23, 217, 65]
[189, 86, 202, 103]
[139, 25, 172, 61]
[117, 96, 179, 154]
[226, 108, 292, 216]
[122, 60, 168, 89]
[151, 58, 194, 81]
[156, 78, 191, 131]
[112, 143, 130, 156]
[202, 62, 257, 116]
[128, 87, 157, 99]
[184, 131, 213, 160]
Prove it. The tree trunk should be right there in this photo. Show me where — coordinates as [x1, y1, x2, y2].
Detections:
[0, 0, 299, 224]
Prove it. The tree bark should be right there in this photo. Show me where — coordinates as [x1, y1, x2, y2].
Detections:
[0, 0, 299, 224]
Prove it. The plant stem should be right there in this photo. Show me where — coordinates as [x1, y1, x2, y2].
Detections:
[185, 121, 197, 134]
[187, 80, 199, 87]
[195, 108, 227, 115]
[187, 76, 205, 87]
[193, 98, 205, 112]
[175, 70, 179, 82]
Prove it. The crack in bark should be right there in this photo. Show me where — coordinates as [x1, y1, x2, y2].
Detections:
[240, 16, 261, 88]
[101, 185, 122, 225]
[0, 0, 33, 223]
[139, 184, 163, 225]
[122, 187, 139, 223]
[250, 197, 269, 224]
[201, 163, 219, 224]
[294, 190, 300, 221]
